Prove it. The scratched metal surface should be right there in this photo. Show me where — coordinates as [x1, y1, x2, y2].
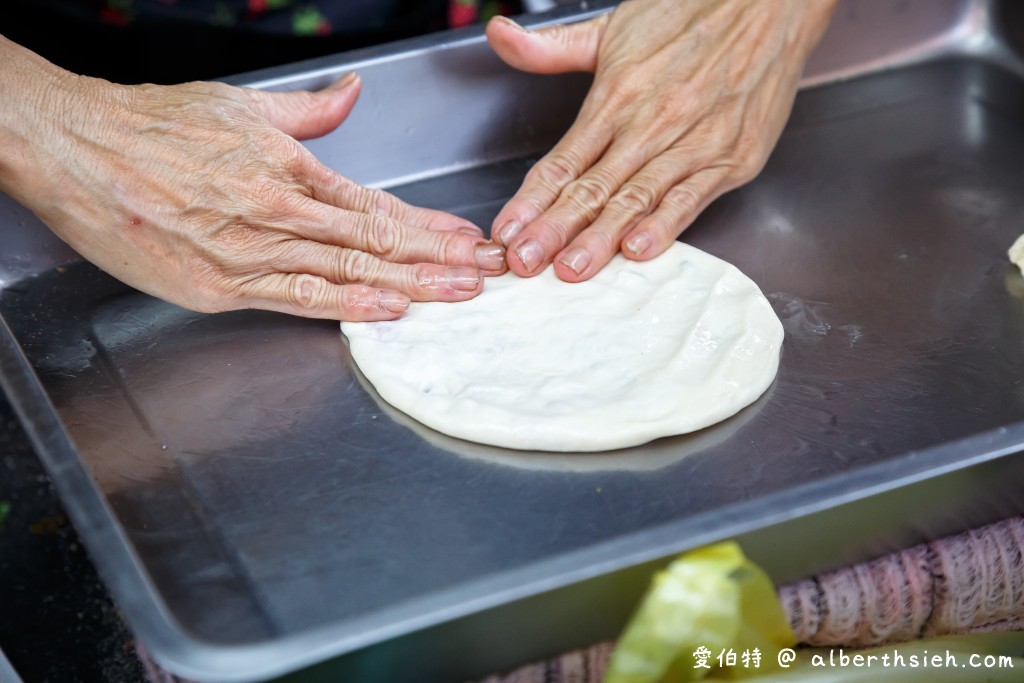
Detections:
[2, 2, 1024, 682]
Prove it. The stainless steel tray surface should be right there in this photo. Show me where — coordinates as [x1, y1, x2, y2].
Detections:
[2, 1, 1024, 682]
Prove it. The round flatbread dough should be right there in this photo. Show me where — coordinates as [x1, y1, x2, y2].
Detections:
[1010, 234, 1024, 275]
[341, 242, 783, 452]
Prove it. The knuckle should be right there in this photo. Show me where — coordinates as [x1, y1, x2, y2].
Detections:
[547, 23, 572, 47]
[256, 128, 305, 168]
[347, 186, 374, 213]
[363, 219, 399, 258]
[369, 189, 401, 218]
[201, 80, 234, 97]
[666, 183, 703, 217]
[348, 187, 398, 217]
[337, 249, 372, 283]
[248, 176, 280, 203]
[283, 144, 313, 176]
[532, 154, 577, 189]
[249, 177, 299, 214]
[288, 274, 327, 310]
[594, 74, 632, 111]
[314, 167, 351, 200]
[564, 176, 611, 215]
[206, 223, 270, 266]
[610, 182, 657, 216]
[412, 264, 436, 292]
[612, 140, 649, 169]
[262, 127, 295, 154]
[650, 92, 686, 124]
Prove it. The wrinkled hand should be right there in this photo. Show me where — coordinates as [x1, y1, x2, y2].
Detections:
[486, 0, 836, 280]
[5, 66, 506, 320]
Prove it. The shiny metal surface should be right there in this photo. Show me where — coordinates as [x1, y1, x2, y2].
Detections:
[2, 1, 1024, 682]
[0, 647, 24, 683]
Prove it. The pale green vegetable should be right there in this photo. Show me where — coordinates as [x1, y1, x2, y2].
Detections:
[604, 542, 795, 683]
[604, 542, 1023, 683]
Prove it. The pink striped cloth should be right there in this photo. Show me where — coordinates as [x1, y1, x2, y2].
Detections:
[138, 515, 1024, 683]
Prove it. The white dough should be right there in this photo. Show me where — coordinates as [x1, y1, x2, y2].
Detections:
[1010, 234, 1024, 275]
[341, 242, 783, 452]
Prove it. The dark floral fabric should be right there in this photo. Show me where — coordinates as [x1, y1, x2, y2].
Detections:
[2, 0, 520, 83]
[97, 0, 515, 34]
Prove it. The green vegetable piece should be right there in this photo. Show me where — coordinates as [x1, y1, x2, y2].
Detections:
[729, 559, 796, 678]
[605, 542, 795, 683]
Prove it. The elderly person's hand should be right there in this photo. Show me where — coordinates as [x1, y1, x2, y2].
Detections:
[485, 0, 836, 281]
[0, 37, 506, 321]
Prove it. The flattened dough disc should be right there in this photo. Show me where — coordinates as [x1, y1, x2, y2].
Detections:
[1010, 234, 1024, 275]
[341, 242, 783, 452]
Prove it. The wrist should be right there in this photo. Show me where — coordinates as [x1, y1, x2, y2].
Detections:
[0, 36, 123, 211]
[0, 37, 63, 187]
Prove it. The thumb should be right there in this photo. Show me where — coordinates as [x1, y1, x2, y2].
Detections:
[245, 72, 361, 140]
[485, 14, 609, 74]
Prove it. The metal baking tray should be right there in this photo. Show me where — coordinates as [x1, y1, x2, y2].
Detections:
[3, 1, 1024, 681]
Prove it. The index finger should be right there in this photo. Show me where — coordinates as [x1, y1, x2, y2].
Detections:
[307, 161, 484, 237]
[289, 197, 508, 274]
[490, 122, 611, 247]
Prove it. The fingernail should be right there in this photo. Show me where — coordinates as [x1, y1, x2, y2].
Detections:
[558, 247, 591, 275]
[458, 225, 482, 236]
[625, 232, 652, 256]
[474, 244, 506, 270]
[377, 290, 410, 313]
[515, 239, 544, 273]
[496, 220, 523, 247]
[494, 16, 528, 32]
[446, 267, 482, 292]
[334, 71, 359, 89]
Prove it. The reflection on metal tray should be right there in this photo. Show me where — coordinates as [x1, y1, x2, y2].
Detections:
[2, 1, 1024, 681]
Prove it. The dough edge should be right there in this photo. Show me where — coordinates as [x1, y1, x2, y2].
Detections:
[1010, 234, 1024, 275]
